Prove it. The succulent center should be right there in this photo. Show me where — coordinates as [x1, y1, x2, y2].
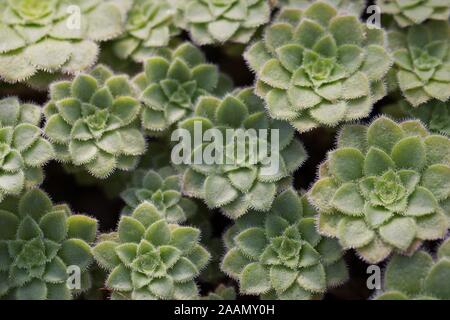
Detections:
[133, 251, 162, 275]
[14, 0, 54, 20]
[270, 227, 302, 262]
[170, 86, 191, 107]
[0, 142, 11, 166]
[275, 238, 301, 260]
[16, 239, 47, 269]
[86, 110, 109, 132]
[373, 170, 405, 205]
[413, 50, 441, 71]
[151, 190, 165, 209]
[160, 79, 194, 109]
[305, 56, 334, 82]
[127, 2, 155, 29]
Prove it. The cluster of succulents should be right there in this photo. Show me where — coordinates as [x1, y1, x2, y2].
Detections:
[112, 0, 181, 62]
[0, 97, 53, 201]
[180, 88, 308, 219]
[133, 42, 233, 134]
[93, 202, 210, 300]
[0, 0, 126, 83]
[177, 0, 271, 45]
[245, 2, 392, 132]
[375, 238, 450, 300]
[309, 117, 450, 263]
[43, 65, 146, 178]
[120, 166, 197, 223]
[388, 21, 450, 106]
[222, 189, 348, 299]
[0, 189, 97, 299]
[0, 0, 449, 302]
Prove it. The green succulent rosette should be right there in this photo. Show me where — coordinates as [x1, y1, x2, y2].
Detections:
[177, 0, 271, 45]
[120, 166, 198, 223]
[244, 2, 392, 133]
[279, 0, 365, 16]
[401, 100, 450, 136]
[309, 117, 450, 263]
[375, 238, 450, 300]
[93, 202, 210, 300]
[388, 20, 450, 106]
[43, 65, 147, 179]
[0, 0, 126, 83]
[133, 42, 233, 134]
[378, 0, 450, 27]
[221, 188, 348, 299]
[179, 88, 308, 219]
[0, 97, 54, 201]
[0, 189, 98, 300]
[112, 0, 182, 62]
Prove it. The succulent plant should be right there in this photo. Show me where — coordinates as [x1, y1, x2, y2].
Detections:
[93, 201, 210, 300]
[112, 0, 182, 62]
[120, 166, 198, 223]
[179, 88, 308, 219]
[375, 238, 450, 300]
[401, 100, 450, 136]
[203, 284, 236, 299]
[279, 0, 365, 16]
[244, 2, 391, 133]
[221, 188, 348, 299]
[133, 42, 233, 134]
[378, 0, 450, 27]
[176, 0, 271, 45]
[0, 189, 98, 300]
[43, 65, 146, 179]
[0, 0, 127, 83]
[309, 117, 450, 263]
[388, 20, 450, 107]
[0, 97, 54, 201]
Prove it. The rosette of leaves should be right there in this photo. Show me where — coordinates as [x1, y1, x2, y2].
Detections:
[401, 100, 450, 136]
[279, 0, 365, 16]
[120, 166, 198, 223]
[0, 97, 54, 201]
[221, 188, 348, 299]
[93, 201, 210, 300]
[388, 21, 450, 106]
[244, 2, 392, 133]
[0, 0, 126, 83]
[309, 117, 450, 263]
[0, 189, 98, 300]
[179, 88, 308, 219]
[203, 284, 236, 300]
[112, 0, 182, 62]
[378, 0, 450, 27]
[43, 65, 146, 179]
[177, 0, 271, 45]
[375, 238, 450, 300]
[133, 42, 233, 134]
